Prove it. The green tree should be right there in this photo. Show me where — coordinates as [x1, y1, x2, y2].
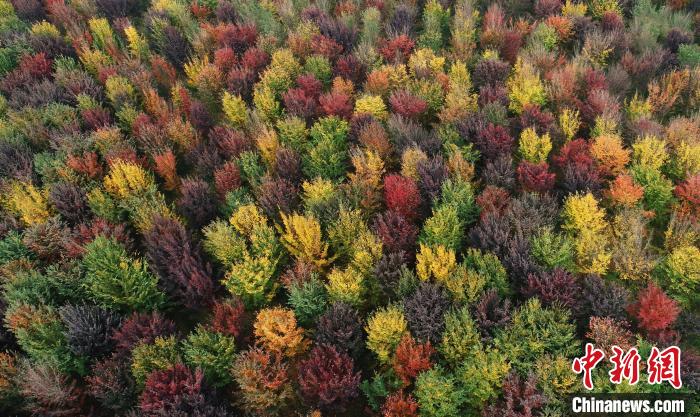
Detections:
[82, 236, 164, 312]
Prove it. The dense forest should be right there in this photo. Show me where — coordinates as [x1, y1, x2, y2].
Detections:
[0, 0, 698, 415]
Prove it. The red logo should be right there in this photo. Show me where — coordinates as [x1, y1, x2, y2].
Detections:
[647, 346, 682, 389]
[572, 343, 605, 390]
[572, 344, 682, 390]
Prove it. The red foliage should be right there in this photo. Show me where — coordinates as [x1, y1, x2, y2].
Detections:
[20, 52, 52, 78]
[282, 88, 318, 120]
[20, 363, 88, 417]
[210, 126, 252, 159]
[607, 174, 644, 206]
[144, 216, 215, 310]
[383, 174, 421, 222]
[257, 177, 300, 221]
[524, 268, 580, 309]
[372, 211, 418, 255]
[67, 218, 133, 257]
[334, 55, 365, 85]
[579, 89, 619, 128]
[311, 34, 344, 59]
[274, 147, 302, 183]
[627, 282, 680, 342]
[297, 344, 361, 411]
[483, 372, 546, 417]
[177, 178, 218, 229]
[212, 23, 258, 53]
[382, 391, 419, 417]
[601, 11, 624, 31]
[476, 123, 515, 160]
[213, 47, 237, 74]
[214, 161, 242, 198]
[153, 149, 180, 191]
[476, 185, 511, 219]
[586, 316, 634, 356]
[240, 47, 270, 72]
[500, 30, 523, 65]
[582, 68, 608, 93]
[379, 34, 415, 63]
[112, 312, 177, 355]
[479, 85, 508, 106]
[87, 354, 136, 412]
[517, 161, 556, 193]
[209, 298, 249, 343]
[139, 364, 221, 416]
[81, 107, 112, 130]
[480, 4, 506, 49]
[280, 260, 316, 289]
[519, 105, 555, 135]
[389, 90, 427, 120]
[151, 56, 178, 90]
[392, 335, 434, 386]
[190, 2, 211, 19]
[534, 0, 562, 17]
[297, 74, 323, 99]
[227, 66, 255, 98]
[319, 92, 353, 119]
[552, 138, 594, 170]
[67, 151, 103, 179]
[674, 174, 700, 220]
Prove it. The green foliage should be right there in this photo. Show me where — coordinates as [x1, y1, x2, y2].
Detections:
[365, 305, 408, 363]
[131, 336, 181, 386]
[222, 92, 248, 127]
[183, 327, 237, 387]
[438, 178, 478, 225]
[415, 366, 464, 417]
[276, 116, 308, 152]
[418, 0, 450, 51]
[463, 248, 510, 296]
[303, 116, 349, 181]
[531, 227, 576, 271]
[439, 306, 482, 367]
[656, 245, 700, 308]
[10, 306, 85, 374]
[631, 165, 675, 218]
[303, 55, 332, 86]
[494, 298, 577, 373]
[360, 7, 381, 46]
[630, 0, 692, 51]
[455, 348, 510, 415]
[519, 127, 552, 163]
[678, 44, 700, 67]
[81, 236, 164, 311]
[361, 371, 402, 412]
[287, 276, 327, 326]
[237, 151, 265, 188]
[0, 231, 31, 264]
[528, 23, 558, 51]
[225, 255, 279, 308]
[3, 267, 84, 309]
[507, 58, 547, 113]
[203, 221, 248, 267]
[419, 205, 464, 253]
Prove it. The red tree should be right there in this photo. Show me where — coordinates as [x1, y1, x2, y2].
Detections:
[383, 174, 421, 221]
[627, 282, 680, 342]
[297, 345, 361, 411]
[392, 335, 434, 386]
[389, 90, 427, 120]
[382, 391, 419, 417]
[517, 161, 556, 193]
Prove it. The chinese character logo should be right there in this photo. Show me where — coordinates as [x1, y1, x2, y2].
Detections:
[572, 343, 605, 390]
[572, 344, 682, 390]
